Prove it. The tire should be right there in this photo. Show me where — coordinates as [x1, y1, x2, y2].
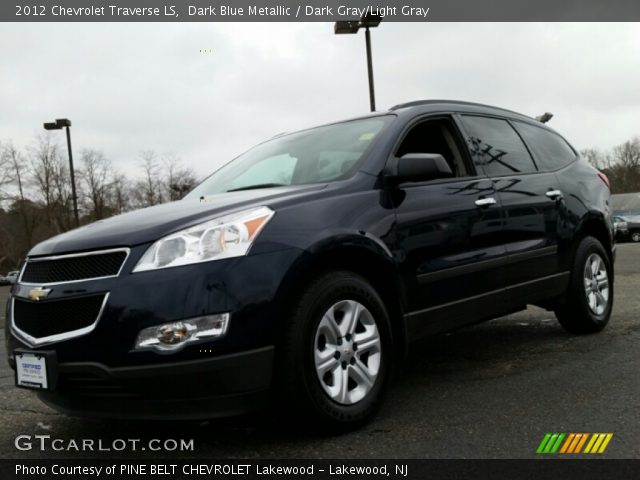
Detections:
[631, 231, 640, 243]
[555, 236, 613, 334]
[277, 271, 393, 430]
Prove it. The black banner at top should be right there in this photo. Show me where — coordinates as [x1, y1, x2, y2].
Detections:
[3, 0, 640, 22]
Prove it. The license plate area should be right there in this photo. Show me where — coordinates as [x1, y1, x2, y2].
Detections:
[14, 350, 57, 390]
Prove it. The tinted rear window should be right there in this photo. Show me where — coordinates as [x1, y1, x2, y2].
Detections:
[461, 116, 537, 176]
[513, 121, 577, 171]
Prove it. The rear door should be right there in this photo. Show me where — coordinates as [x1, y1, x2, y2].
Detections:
[388, 116, 507, 339]
[510, 120, 581, 274]
[458, 115, 565, 303]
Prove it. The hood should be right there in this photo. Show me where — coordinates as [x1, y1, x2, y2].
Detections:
[28, 185, 326, 256]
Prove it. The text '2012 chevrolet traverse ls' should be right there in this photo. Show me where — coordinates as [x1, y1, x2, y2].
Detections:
[7, 100, 614, 429]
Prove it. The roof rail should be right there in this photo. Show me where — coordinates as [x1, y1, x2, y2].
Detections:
[389, 99, 531, 119]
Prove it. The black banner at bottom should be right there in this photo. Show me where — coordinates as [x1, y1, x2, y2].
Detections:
[3, 459, 638, 480]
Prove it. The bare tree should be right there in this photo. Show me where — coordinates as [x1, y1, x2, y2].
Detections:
[581, 148, 609, 171]
[613, 137, 640, 169]
[604, 137, 640, 193]
[133, 150, 164, 207]
[0, 140, 15, 200]
[79, 149, 113, 220]
[2, 142, 38, 248]
[29, 134, 77, 232]
[163, 153, 197, 201]
[29, 135, 60, 228]
[110, 173, 131, 215]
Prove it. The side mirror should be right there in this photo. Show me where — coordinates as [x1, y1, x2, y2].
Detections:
[386, 153, 453, 185]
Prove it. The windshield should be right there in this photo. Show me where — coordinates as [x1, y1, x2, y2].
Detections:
[186, 117, 391, 197]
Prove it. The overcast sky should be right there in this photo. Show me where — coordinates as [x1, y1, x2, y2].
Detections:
[1, 22, 639, 177]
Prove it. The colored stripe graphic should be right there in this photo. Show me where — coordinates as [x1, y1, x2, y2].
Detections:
[537, 433, 613, 454]
[584, 433, 614, 454]
[559, 433, 575, 453]
[567, 433, 582, 453]
[550, 433, 565, 453]
[574, 433, 588, 453]
[536, 433, 552, 454]
[584, 433, 599, 453]
[597, 434, 614, 453]
[543, 433, 559, 453]
[537, 433, 565, 454]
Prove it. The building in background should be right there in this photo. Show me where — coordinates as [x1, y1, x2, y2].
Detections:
[612, 192, 640, 217]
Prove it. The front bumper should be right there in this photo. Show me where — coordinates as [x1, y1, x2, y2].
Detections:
[35, 346, 274, 420]
[7, 247, 302, 364]
[6, 246, 305, 419]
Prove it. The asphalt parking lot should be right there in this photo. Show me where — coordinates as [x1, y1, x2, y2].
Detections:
[0, 243, 638, 459]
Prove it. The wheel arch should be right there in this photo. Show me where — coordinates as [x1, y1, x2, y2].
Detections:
[574, 212, 615, 269]
[273, 236, 408, 360]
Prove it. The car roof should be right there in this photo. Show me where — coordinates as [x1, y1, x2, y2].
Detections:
[268, 100, 559, 144]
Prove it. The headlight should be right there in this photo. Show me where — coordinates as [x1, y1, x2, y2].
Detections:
[134, 313, 229, 353]
[133, 206, 274, 272]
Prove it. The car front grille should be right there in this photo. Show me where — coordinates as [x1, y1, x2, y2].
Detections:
[12, 294, 106, 340]
[21, 250, 127, 284]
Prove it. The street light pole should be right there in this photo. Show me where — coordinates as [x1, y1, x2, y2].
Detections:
[335, 13, 382, 112]
[64, 125, 80, 227]
[43, 118, 79, 227]
[364, 26, 375, 112]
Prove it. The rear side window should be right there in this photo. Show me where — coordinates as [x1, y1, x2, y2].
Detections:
[513, 121, 577, 171]
[461, 116, 537, 176]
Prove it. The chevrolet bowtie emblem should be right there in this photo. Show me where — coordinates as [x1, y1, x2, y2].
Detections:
[28, 287, 52, 301]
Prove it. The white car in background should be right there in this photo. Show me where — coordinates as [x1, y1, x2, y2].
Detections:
[5, 271, 18, 284]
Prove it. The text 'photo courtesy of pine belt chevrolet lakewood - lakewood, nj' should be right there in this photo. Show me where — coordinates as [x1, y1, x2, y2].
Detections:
[8, 100, 615, 430]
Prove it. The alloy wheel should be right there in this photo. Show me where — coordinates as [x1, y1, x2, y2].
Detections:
[313, 300, 382, 405]
[583, 253, 609, 315]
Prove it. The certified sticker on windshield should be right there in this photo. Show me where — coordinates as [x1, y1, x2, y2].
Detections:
[359, 132, 375, 141]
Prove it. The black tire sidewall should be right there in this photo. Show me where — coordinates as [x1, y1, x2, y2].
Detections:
[564, 236, 613, 331]
[287, 272, 393, 426]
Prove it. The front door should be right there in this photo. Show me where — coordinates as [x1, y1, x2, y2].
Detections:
[387, 116, 507, 339]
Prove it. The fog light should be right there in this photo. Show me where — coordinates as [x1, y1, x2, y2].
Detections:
[134, 313, 229, 353]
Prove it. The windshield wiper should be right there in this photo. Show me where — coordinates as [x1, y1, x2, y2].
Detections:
[226, 183, 287, 192]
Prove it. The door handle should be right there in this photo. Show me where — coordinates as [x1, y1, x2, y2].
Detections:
[475, 197, 497, 207]
[546, 189, 563, 200]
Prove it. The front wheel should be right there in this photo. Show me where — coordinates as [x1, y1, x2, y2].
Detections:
[631, 231, 640, 243]
[277, 271, 393, 430]
[555, 236, 613, 334]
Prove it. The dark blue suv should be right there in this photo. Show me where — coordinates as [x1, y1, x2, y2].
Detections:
[7, 100, 614, 428]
